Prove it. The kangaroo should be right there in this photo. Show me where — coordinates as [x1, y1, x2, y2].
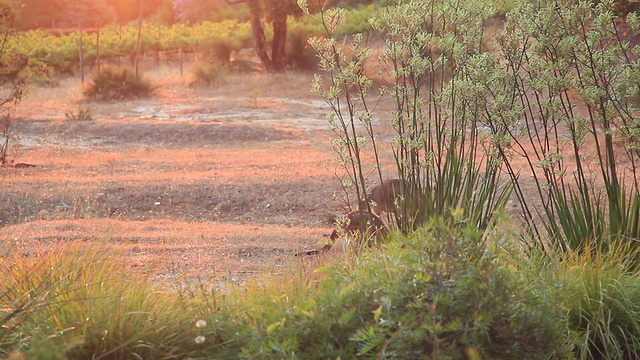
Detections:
[359, 179, 411, 219]
[323, 210, 386, 251]
[296, 210, 386, 256]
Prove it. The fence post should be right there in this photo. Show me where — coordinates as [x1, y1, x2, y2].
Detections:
[179, 47, 183, 77]
[96, 24, 100, 71]
[79, 21, 84, 83]
[136, 10, 142, 77]
[155, 21, 161, 66]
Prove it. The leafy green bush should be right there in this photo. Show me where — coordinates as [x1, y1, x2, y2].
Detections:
[196, 219, 568, 359]
[316, 220, 567, 359]
[285, 24, 318, 70]
[83, 66, 154, 100]
[337, 4, 379, 36]
[198, 37, 236, 65]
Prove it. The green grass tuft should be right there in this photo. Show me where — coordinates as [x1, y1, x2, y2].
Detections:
[0, 241, 201, 359]
[520, 242, 640, 360]
[64, 105, 93, 121]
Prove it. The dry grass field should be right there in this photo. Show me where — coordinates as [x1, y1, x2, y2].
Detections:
[0, 56, 608, 287]
[0, 66, 375, 283]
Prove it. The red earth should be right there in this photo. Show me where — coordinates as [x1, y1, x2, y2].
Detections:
[1, 68, 365, 283]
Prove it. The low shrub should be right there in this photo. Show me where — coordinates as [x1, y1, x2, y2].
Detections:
[315, 220, 567, 359]
[64, 104, 92, 121]
[286, 25, 318, 70]
[198, 37, 236, 65]
[83, 66, 154, 100]
[187, 61, 227, 87]
[197, 218, 568, 359]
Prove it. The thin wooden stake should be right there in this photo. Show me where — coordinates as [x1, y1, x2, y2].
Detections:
[79, 21, 84, 83]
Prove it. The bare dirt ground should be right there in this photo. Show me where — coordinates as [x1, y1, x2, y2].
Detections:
[1, 66, 381, 283]
[0, 54, 609, 285]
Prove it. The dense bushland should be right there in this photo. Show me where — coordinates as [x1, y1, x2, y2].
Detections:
[6, 220, 640, 359]
[194, 219, 570, 359]
[303, 0, 640, 357]
[305, 0, 640, 253]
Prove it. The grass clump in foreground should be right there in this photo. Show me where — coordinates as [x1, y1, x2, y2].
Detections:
[3, 221, 640, 359]
[522, 243, 640, 360]
[0, 242, 202, 359]
[83, 66, 154, 100]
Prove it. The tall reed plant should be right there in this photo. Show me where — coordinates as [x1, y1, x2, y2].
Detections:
[464, 0, 640, 256]
[300, 0, 510, 235]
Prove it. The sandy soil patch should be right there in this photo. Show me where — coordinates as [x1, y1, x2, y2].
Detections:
[1, 68, 351, 281]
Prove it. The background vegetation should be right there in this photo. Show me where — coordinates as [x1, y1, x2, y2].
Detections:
[0, 0, 383, 76]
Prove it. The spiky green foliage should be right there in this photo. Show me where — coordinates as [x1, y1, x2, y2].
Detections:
[303, 0, 510, 234]
[188, 61, 227, 87]
[304, 0, 640, 259]
[466, 0, 640, 255]
[64, 104, 93, 121]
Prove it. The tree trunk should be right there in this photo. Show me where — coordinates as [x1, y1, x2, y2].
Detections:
[270, 14, 287, 72]
[227, 0, 291, 73]
[247, 0, 273, 72]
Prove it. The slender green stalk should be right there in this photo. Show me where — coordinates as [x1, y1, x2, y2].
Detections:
[468, 0, 640, 257]
[304, 0, 509, 237]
